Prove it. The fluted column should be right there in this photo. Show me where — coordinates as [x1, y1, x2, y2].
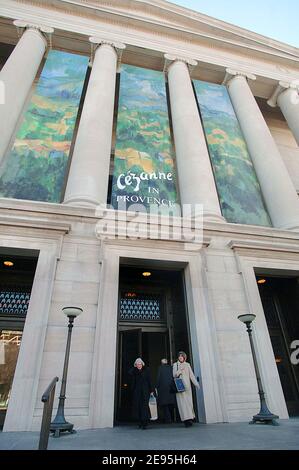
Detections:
[0, 20, 53, 164]
[165, 54, 224, 222]
[268, 80, 299, 146]
[225, 69, 299, 230]
[63, 38, 125, 208]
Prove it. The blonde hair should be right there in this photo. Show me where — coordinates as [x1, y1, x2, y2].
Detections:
[134, 357, 145, 367]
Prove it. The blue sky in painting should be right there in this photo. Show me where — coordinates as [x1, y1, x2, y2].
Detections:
[120, 65, 166, 111]
[194, 81, 236, 117]
[37, 50, 88, 100]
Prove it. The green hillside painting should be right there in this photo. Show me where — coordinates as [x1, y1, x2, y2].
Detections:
[193, 80, 271, 226]
[111, 64, 180, 215]
[0, 50, 89, 202]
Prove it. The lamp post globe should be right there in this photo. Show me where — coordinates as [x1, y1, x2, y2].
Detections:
[50, 307, 83, 437]
[238, 314, 256, 324]
[238, 313, 279, 425]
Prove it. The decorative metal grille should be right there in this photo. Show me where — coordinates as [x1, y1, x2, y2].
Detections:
[0, 288, 30, 316]
[119, 293, 162, 321]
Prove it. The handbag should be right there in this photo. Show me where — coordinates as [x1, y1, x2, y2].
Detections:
[174, 377, 185, 393]
[149, 393, 158, 420]
[170, 363, 186, 393]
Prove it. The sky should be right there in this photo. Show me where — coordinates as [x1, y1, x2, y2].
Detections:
[172, 0, 299, 48]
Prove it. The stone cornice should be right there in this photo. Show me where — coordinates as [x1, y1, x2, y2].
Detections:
[1, 0, 299, 72]
[54, 0, 299, 60]
[0, 1, 298, 90]
[1, 199, 299, 248]
[0, 213, 70, 233]
[228, 238, 299, 255]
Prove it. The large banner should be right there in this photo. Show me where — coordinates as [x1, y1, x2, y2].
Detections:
[111, 64, 180, 215]
[193, 80, 271, 226]
[0, 50, 89, 202]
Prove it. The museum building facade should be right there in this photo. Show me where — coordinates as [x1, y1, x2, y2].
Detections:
[0, 0, 299, 431]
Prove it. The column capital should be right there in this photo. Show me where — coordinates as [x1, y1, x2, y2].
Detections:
[13, 20, 54, 47]
[222, 68, 256, 85]
[267, 79, 299, 107]
[163, 53, 197, 73]
[89, 37, 126, 68]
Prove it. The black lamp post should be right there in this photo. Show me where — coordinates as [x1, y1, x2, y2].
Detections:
[50, 306, 83, 437]
[238, 314, 279, 426]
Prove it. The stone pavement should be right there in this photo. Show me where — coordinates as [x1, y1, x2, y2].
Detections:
[0, 418, 299, 450]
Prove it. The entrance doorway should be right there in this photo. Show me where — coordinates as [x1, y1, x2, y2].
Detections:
[0, 250, 38, 428]
[257, 274, 299, 416]
[115, 264, 193, 423]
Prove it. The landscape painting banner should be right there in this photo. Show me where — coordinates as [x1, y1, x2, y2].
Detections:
[111, 64, 180, 215]
[193, 79, 271, 226]
[0, 50, 89, 202]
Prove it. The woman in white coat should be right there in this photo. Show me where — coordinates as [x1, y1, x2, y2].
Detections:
[173, 351, 200, 427]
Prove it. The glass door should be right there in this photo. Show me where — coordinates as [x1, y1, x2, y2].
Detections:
[117, 328, 142, 422]
[0, 329, 23, 428]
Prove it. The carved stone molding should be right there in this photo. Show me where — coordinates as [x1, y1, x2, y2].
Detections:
[222, 68, 256, 85]
[267, 79, 299, 107]
[13, 19, 54, 47]
[89, 36, 126, 67]
[163, 53, 197, 74]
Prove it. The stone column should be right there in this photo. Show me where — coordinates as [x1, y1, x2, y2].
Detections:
[165, 54, 224, 222]
[63, 38, 125, 208]
[268, 80, 299, 146]
[0, 20, 53, 164]
[225, 69, 299, 230]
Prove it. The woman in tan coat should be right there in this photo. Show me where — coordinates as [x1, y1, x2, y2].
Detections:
[173, 351, 200, 427]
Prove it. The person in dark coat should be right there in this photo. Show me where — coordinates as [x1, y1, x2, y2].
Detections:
[156, 358, 176, 423]
[129, 358, 153, 429]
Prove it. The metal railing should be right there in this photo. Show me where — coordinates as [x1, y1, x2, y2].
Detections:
[38, 377, 59, 450]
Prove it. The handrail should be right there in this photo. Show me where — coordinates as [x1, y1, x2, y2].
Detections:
[38, 377, 59, 450]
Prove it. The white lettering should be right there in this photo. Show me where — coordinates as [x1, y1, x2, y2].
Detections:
[116, 171, 173, 192]
[290, 340, 299, 365]
[116, 174, 126, 190]
[124, 174, 132, 185]
[102, 455, 137, 467]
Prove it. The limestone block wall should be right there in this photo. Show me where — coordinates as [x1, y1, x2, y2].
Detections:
[31, 219, 101, 430]
[204, 240, 260, 422]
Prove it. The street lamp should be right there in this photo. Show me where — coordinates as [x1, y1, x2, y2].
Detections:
[50, 306, 83, 437]
[238, 314, 279, 426]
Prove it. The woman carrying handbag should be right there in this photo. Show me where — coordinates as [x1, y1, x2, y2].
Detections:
[173, 351, 200, 427]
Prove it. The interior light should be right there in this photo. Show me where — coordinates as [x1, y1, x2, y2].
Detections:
[3, 261, 14, 267]
[142, 272, 151, 277]
[257, 278, 266, 284]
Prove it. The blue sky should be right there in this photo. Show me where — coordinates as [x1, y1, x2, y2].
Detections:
[172, 0, 299, 48]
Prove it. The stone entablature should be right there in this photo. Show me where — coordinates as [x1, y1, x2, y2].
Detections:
[0, 0, 298, 94]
